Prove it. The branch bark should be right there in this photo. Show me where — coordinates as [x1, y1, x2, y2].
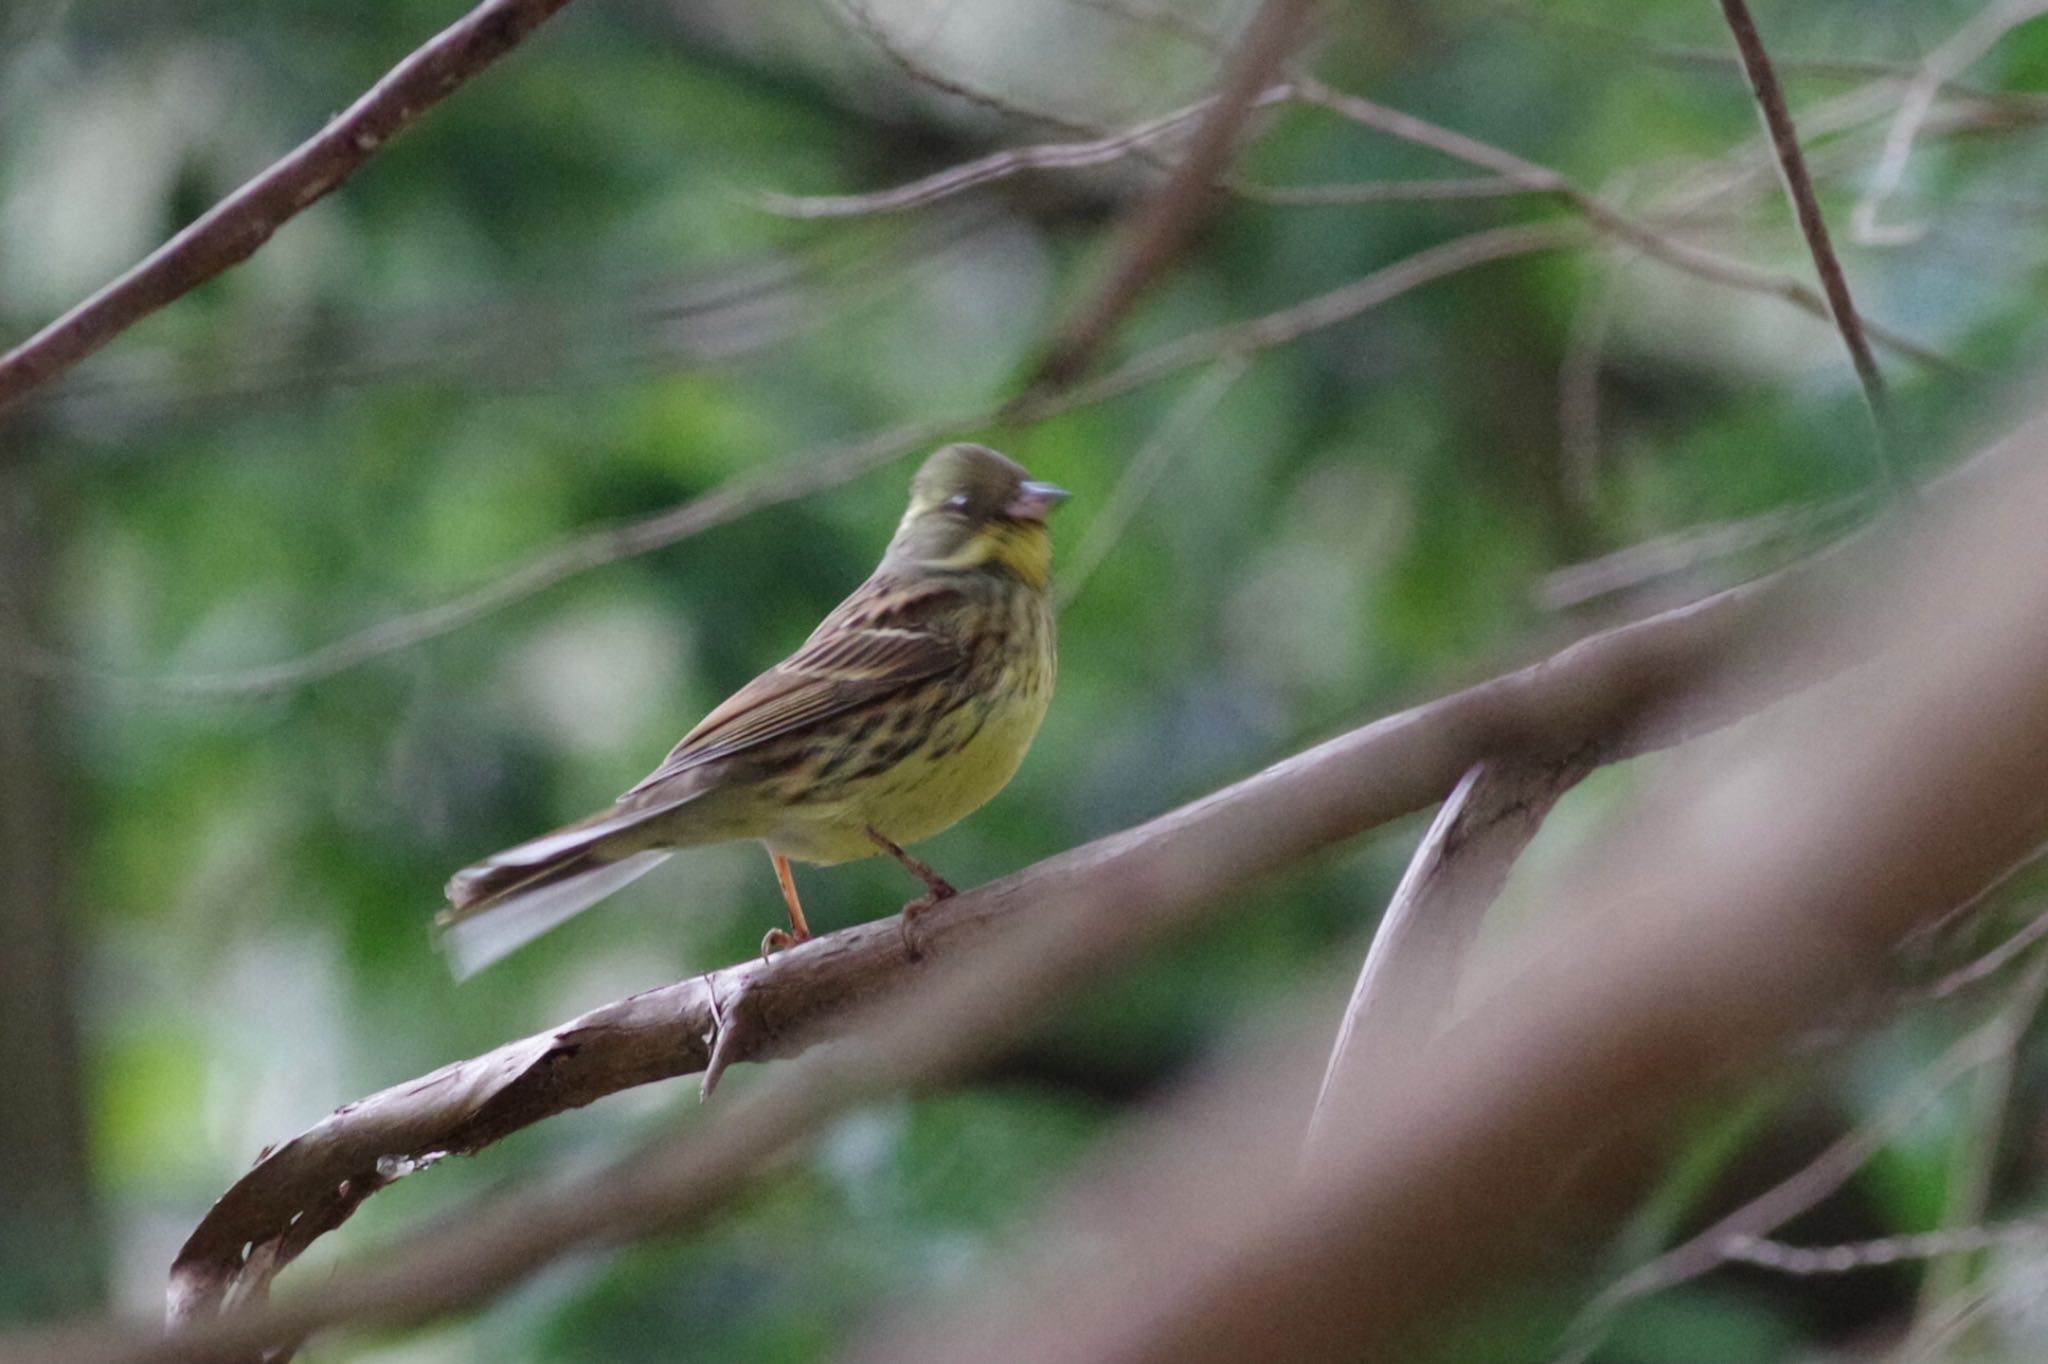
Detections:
[0, 0, 576, 415]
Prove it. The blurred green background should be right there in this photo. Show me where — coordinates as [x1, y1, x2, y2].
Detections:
[6, 0, 2048, 1358]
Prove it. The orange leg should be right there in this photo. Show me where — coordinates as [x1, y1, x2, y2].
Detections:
[761, 851, 813, 956]
[866, 827, 956, 961]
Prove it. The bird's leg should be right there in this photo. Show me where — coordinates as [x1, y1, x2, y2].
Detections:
[866, 826, 955, 960]
[761, 851, 813, 957]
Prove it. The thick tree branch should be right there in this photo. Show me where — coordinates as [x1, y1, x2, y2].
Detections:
[0, 0, 576, 415]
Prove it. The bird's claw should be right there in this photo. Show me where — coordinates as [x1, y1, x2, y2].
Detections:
[898, 885, 954, 962]
[760, 927, 807, 959]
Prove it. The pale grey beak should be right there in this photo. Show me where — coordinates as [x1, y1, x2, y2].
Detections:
[1006, 480, 1071, 522]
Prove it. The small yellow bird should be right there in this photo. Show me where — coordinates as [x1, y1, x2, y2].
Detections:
[439, 443, 1068, 977]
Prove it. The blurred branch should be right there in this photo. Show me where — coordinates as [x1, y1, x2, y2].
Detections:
[1536, 499, 1866, 612]
[4, 470, 1888, 1361]
[751, 83, 1530, 219]
[752, 92, 1273, 219]
[1715, 0, 1893, 467]
[31, 223, 1570, 703]
[1854, 0, 2048, 245]
[828, 0, 1101, 136]
[1303, 757, 1589, 1161]
[1903, 952, 2048, 1353]
[1558, 259, 1623, 509]
[0, 439, 101, 1314]
[1289, 76, 1952, 371]
[1504, 2, 2048, 114]
[1915, 900, 2048, 1001]
[0, 0, 578, 415]
[1055, 353, 1249, 610]
[1722, 1216, 2048, 1274]
[1559, 955, 2048, 1362]
[1025, 0, 1321, 392]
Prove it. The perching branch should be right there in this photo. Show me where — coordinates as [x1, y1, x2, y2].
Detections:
[0, 0, 578, 415]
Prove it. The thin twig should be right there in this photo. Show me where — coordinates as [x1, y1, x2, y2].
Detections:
[1056, 354, 1250, 610]
[0, 0, 578, 414]
[1558, 959, 2048, 1362]
[1288, 77, 1953, 371]
[1027, 0, 1320, 392]
[751, 88, 1289, 220]
[1854, 0, 2048, 245]
[1715, 0, 1894, 476]
[1903, 953, 2048, 1352]
[1536, 499, 1869, 612]
[1722, 1217, 2048, 1275]
[1918, 901, 2048, 1001]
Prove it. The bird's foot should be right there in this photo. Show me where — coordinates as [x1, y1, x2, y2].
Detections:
[898, 884, 954, 963]
[760, 926, 810, 959]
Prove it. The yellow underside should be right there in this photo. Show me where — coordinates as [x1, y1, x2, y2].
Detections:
[757, 679, 1052, 864]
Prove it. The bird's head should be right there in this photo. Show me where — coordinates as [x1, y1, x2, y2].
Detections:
[886, 443, 1070, 589]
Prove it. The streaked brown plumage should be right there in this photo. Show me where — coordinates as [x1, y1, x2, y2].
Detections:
[438, 443, 1067, 977]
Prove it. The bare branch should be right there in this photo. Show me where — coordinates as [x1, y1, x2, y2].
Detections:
[1027, 0, 1320, 391]
[1919, 900, 2048, 1000]
[0, 0, 578, 415]
[1536, 499, 1867, 612]
[752, 98, 1227, 219]
[1715, 0, 1893, 469]
[1558, 960, 2048, 1361]
[1854, 0, 2048, 245]
[1723, 1217, 2048, 1275]
[1290, 76, 1954, 372]
[1303, 756, 1589, 1161]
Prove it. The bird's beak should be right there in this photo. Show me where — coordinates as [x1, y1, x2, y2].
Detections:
[1005, 480, 1071, 522]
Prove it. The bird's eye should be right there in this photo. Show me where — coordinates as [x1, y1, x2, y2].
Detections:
[944, 492, 973, 513]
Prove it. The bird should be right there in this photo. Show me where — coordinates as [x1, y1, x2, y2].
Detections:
[437, 442, 1069, 978]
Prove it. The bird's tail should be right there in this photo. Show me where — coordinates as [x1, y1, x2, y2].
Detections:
[437, 802, 682, 980]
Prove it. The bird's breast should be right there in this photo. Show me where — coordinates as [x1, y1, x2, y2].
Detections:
[765, 586, 1055, 864]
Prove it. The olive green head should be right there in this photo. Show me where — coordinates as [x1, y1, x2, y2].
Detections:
[886, 443, 1070, 587]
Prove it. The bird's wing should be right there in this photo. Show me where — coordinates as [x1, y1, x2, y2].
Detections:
[621, 579, 963, 800]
